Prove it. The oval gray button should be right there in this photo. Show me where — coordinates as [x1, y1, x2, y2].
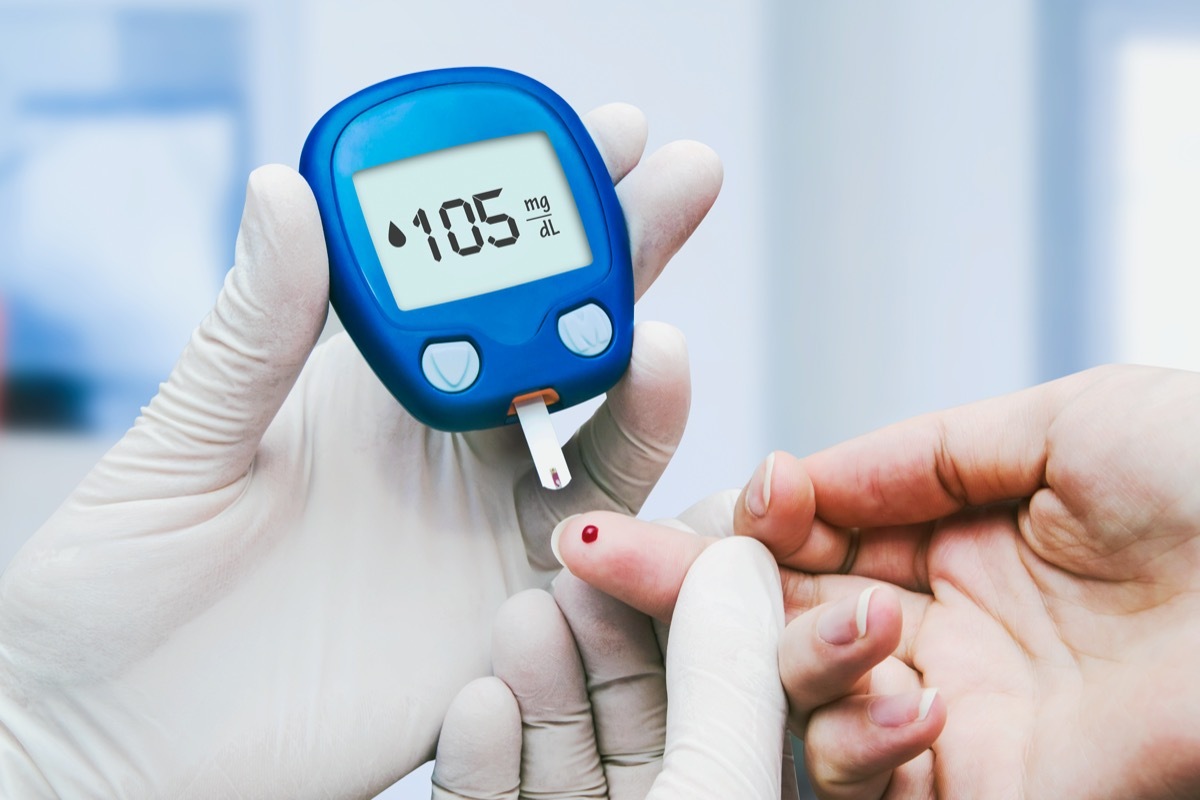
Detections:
[421, 341, 480, 393]
[558, 303, 613, 357]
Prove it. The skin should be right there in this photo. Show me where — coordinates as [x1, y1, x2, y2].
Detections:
[555, 364, 1200, 800]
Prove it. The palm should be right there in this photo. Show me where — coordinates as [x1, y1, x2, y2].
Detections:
[853, 366, 1200, 798]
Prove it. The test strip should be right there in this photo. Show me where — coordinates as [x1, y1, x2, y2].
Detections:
[514, 394, 571, 490]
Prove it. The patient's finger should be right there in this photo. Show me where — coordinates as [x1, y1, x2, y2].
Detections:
[804, 685, 945, 800]
[778, 584, 903, 733]
[551, 511, 713, 622]
[734, 450, 945, 593]
[554, 511, 929, 663]
[734, 451, 844, 572]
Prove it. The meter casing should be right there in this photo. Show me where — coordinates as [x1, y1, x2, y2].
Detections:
[299, 67, 633, 432]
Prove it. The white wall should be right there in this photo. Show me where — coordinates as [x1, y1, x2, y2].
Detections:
[767, 2, 1037, 457]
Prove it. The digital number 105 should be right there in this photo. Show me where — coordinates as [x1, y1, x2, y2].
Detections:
[387, 187, 520, 262]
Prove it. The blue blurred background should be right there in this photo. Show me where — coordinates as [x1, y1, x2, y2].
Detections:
[2, 1, 1200, 796]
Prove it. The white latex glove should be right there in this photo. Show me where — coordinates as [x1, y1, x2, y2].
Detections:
[0, 104, 722, 799]
[431, 526, 795, 800]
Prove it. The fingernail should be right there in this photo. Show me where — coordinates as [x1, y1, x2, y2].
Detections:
[744, 452, 776, 518]
[550, 514, 581, 569]
[869, 688, 939, 728]
[918, 687, 937, 721]
[817, 585, 877, 645]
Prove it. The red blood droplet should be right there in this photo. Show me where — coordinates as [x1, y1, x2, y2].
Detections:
[582, 524, 599, 543]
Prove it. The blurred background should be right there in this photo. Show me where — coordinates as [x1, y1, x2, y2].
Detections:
[2, 1, 1199, 797]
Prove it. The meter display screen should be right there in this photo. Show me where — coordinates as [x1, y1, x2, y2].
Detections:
[352, 131, 594, 311]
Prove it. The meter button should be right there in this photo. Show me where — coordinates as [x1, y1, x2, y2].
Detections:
[558, 303, 613, 357]
[422, 341, 480, 393]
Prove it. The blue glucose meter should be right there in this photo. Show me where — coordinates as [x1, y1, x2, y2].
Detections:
[299, 67, 632, 474]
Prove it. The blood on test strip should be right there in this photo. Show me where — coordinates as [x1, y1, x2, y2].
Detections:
[514, 394, 571, 491]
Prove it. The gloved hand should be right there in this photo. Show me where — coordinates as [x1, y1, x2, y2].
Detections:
[431, 531, 794, 800]
[0, 104, 722, 799]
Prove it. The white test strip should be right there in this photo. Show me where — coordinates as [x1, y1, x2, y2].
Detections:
[514, 394, 571, 490]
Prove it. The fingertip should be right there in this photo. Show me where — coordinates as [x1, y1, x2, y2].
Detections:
[556, 511, 711, 621]
[492, 588, 559, 634]
[661, 139, 724, 197]
[657, 140, 723, 239]
[681, 536, 785, 634]
[806, 688, 945, 794]
[686, 536, 783, 605]
[921, 689, 948, 739]
[241, 164, 325, 262]
[441, 676, 520, 736]
[866, 687, 946, 734]
[621, 139, 723, 299]
[629, 320, 689, 377]
[432, 676, 521, 795]
[624, 321, 690, 395]
[918, 688, 942, 725]
[736, 451, 846, 572]
[661, 536, 789, 800]
[582, 102, 649, 182]
[778, 582, 904, 730]
[549, 514, 581, 572]
[491, 589, 568, 680]
[237, 163, 329, 324]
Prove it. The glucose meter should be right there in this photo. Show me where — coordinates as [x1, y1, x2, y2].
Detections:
[299, 67, 633, 490]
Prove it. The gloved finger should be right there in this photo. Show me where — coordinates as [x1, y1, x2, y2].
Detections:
[674, 488, 739, 539]
[490, 589, 608, 798]
[88, 165, 327, 501]
[551, 571, 666, 799]
[646, 537, 787, 799]
[518, 321, 691, 570]
[618, 139, 723, 300]
[646, 490, 740, 657]
[582, 102, 648, 184]
[778, 584, 903, 734]
[431, 677, 522, 800]
[804, 687, 944, 800]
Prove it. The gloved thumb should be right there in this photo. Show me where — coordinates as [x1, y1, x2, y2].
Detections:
[647, 536, 789, 799]
[84, 165, 328, 501]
